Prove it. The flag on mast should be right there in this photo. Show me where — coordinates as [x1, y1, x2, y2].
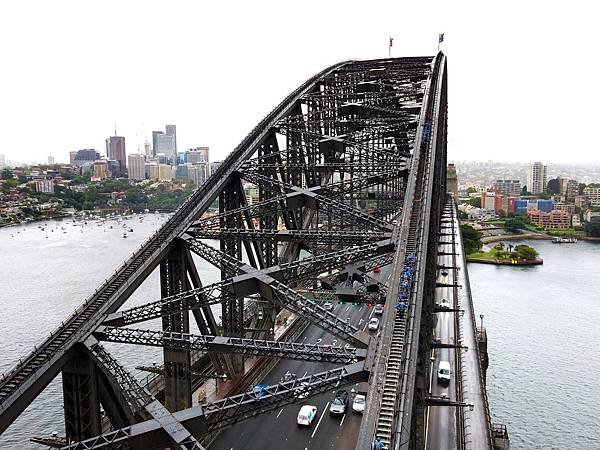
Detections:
[438, 33, 444, 44]
[389, 37, 394, 48]
[388, 37, 393, 58]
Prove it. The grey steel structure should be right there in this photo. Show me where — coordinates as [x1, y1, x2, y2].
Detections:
[0, 53, 493, 450]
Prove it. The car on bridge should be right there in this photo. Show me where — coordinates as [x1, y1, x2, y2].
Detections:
[323, 301, 334, 311]
[352, 390, 367, 414]
[374, 303, 384, 315]
[368, 317, 380, 331]
[297, 405, 318, 426]
[441, 269, 449, 276]
[437, 361, 451, 385]
[329, 389, 349, 416]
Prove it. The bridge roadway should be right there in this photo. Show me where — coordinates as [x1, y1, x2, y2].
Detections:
[425, 205, 458, 450]
[452, 203, 494, 449]
[211, 267, 391, 450]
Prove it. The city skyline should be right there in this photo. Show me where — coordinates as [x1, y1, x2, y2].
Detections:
[1, 1, 600, 165]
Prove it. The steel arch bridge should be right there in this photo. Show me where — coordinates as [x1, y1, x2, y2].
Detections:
[0, 53, 460, 450]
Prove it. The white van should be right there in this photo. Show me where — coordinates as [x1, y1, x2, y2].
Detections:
[437, 361, 451, 384]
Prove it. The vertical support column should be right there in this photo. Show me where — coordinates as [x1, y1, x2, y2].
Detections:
[62, 349, 102, 442]
[160, 240, 192, 412]
[219, 174, 245, 376]
[258, 141, 279, 268]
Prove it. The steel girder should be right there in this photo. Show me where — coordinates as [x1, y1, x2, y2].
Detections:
[85, 341, 205, 450]
[62, 362, 367, 449]
[1, 55, 442, 448]
[93, 327, 365, 364]
[186, 228, 391, 245]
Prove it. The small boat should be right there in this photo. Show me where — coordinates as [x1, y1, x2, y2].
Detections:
[122, 232, 127, 238]
[552, 237, 578, 244]
[128, 228, 133, 232]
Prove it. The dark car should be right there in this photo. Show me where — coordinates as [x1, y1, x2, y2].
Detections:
[329, 389, 349, 416]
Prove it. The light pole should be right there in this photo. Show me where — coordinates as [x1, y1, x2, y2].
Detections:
[479, 314, 484, 329]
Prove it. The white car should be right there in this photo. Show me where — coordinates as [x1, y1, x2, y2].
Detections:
[297, 405, 317, 426]
[352, 393, 366, 414]
[439, 298, 450, 308]
[374, 304, 384, 315]
[437, 361, 451, 384]
[368, 317, 380, 331]
[323, 301, 334, 311]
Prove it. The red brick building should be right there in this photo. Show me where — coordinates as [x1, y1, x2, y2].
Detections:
[527, 209, 571, 229]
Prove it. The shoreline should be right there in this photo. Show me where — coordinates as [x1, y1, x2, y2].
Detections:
[467, 257, 543, 266]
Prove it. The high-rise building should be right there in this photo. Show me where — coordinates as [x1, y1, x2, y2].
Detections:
[527, 162, 547, 195]
[583, 187, 600, 207]
[74, 149, 100, 167]
[492, 179, 521, 196]
[69, 151, 78, 165]
[186, 162, 209, 188]
[144, 141, 152, 158]
[155, 133, 176, 163]
[128, 154, 146, 180]
[47, 156, 55, 165]
[106, 160, 121, 178]
[558, 177, 578, 201]
[152, 131, 163, 156]
[196, 146, 209, 162]
[165, 125, 177, 152]
[106, 135, 126, 176]
[447, 163, 458, 197]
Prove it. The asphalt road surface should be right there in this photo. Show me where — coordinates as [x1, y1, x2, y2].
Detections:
[210, 269, 389, 450]
[425, 228, 457, 450]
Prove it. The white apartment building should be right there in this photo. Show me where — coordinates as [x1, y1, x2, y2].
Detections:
[527, 162, 547, 194]
[127, 154, 146, 180]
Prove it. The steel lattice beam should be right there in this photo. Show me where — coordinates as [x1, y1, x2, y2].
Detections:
[94, 327, 365, 364]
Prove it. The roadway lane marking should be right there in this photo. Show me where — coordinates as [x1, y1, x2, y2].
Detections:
[311, 401, 330, 438]
[340, 413, 346, 427]
[277, 408, 284, 418]
[302, 371, 308, 378]
[362, 306, 376, 331]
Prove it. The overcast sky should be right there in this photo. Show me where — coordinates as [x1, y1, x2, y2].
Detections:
[1, 1, 598, 165]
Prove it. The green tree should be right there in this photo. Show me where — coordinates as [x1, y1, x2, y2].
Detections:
[466, 187, 479, 194]
[460, 224, 482, 254]
[514, 244, 539, 260]
[584, 219, 600, 237]
[504, 216, 527, 231]
[521, 185, 529, 195]
[467, 197, 481, 208]
[547, 178, 560, 195]
[125, 187, 148, 210]
[497, 209, 507, 218]
[1, 168, 13, 180]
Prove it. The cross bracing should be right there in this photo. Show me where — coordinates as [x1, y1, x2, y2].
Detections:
[0, 55, 460, 450]
[94, 326, 366, 364]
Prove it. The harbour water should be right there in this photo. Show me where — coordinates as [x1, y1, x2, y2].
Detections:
[0, 215, 221, 448]
[0, 220, 598, 449]
[469, 239, 600, 450]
